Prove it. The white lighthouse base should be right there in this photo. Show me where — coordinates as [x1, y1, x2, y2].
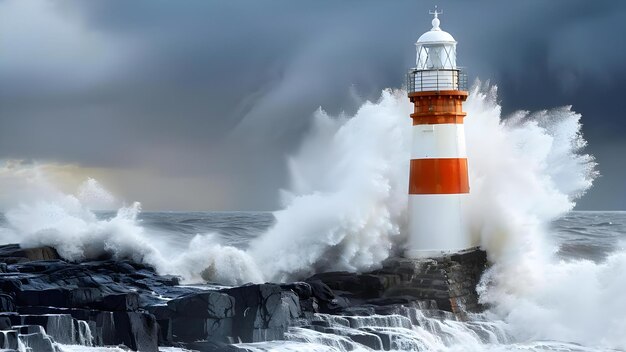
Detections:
[406, 194, 472, 259]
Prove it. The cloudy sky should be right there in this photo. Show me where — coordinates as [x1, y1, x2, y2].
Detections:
[0, 0, 624, 210]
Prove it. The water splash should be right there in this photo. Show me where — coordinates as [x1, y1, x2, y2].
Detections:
[248, 91, 411, 281]
[2, 83, 623, 349]
[0, 162, 262, 285]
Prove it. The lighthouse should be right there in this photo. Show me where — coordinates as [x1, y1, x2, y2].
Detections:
[405, 9, 471, 258]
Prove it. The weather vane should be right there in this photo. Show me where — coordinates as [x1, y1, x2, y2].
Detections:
[429, 5, 443, 19]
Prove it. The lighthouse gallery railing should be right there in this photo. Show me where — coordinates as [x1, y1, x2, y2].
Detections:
[407, 69, 467, 93]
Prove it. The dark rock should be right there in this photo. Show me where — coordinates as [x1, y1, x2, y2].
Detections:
[17, 306, 91, 322]
[0, 294, 16, 312]
[0, 313, 20, 326]
[450, 248, 488, 264]
[366, 296, 418, 306]
[170, 317, 233, 343]
[0, 245, 60, 263]
[92, 261, 137, 274]
[21, 314, 75, 344]
[10, 261, 62, 274]
[0, 316, 11, 329]
[360, 328, 392, 351]
[369, 249, 489, 317]
[0, 330, 18, 350]
[12, 325, 45, 334]
[94, 292, 139, 312]
[347, 331, 383, 350]
[310, 320, 330, 327]
[307, 272, 385, 299]
[91, 311, 116, 347]
[0, 278, 22, 293]
[145, 305, 175, 321]
[340, 306, 376, 316]
[0, 242, 491, 350]
[383, 286, 450, 311]
[315, 326, 345, 335]
[222, 284, 301, 343]
[170, 317, 207, 342]
[279, 282, 312, 300]
[16, 288, 103, 308]
[167, 291, 235, 319]
[153, 275, 180, 287]
[22, 310, 160, 351]
[109, 312, 159, 352]
[372, 304, 411, 316]
[145, 305, 174, 344]
[304, 280, 335, 302]
[322, 296, 351, 314]
[1, 257, 201, 313]
[155, 319, 171, 345]
[299, 297, 319, 313]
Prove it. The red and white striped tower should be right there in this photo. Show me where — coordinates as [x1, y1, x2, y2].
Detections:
[405, 9, 471, 258]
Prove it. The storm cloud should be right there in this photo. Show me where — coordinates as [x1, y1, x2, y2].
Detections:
[0, 0, 624, 210]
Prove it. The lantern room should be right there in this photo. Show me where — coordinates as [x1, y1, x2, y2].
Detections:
[415, 14, 457, 69]
[407, 8, 466, 93]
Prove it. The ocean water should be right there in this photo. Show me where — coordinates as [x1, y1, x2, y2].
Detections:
[4, 210, 624, 263]
[132, 210, 626, 263]
[1, 211, 624, 352]
[552, 212, 626, 262]
[0, 83, 621, 350]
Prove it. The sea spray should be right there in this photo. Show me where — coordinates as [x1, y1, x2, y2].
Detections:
[0, 83, 598, 284]
[464, 83, 597, 264]
[0, 163, 262, 284]
[248, 89, 411, 281]
[459, 85, 626, 349]
[76, 178, 117, 211]
[480, 251, 626, 349]
[3, 83, 625, 349]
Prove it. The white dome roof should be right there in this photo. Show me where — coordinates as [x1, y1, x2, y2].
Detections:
[416, 17, 456, 44]
[417, 29, 455, 44]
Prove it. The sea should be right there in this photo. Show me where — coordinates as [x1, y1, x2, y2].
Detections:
[61, 211, 626, 351]
[1, 86, 622, 351]
[149, 211, 626, 352]
[134, 210, 626, 263]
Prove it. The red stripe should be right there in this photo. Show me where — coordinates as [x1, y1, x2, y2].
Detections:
[409, 158, 469, 194]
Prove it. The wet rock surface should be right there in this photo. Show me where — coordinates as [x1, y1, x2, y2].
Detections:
[0, 244, 193, 351]
[0, 244, 488, 351]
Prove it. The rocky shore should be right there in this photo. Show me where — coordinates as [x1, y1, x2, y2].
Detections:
[0, 244, 487, 351]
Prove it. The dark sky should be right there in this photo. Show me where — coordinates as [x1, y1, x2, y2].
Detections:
[0, 0, 624, 210]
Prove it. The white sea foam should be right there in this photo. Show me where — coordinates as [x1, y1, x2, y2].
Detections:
[2, 83, 625, 349]
[459, 84, 626, 349]
[0, 163, 262, 285]
[248, 92, 411, 281]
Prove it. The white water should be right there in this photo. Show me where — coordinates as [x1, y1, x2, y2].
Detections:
[240, 307, 514, 352]
[1, 83, 624, 350]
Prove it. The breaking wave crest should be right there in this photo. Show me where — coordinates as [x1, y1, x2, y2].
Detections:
[4, 82, 626, 349]
[0, 164, 262, 285]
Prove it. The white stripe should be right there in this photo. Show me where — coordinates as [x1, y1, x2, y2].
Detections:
[406, 194, 473, 258]
[411, 123, 467, 159]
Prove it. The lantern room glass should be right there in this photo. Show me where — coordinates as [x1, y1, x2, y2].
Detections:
[416, 44, 457, 70]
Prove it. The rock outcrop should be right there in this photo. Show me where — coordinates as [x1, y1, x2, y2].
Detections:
[0, 244, 488, 351]
[0, 244, 193, 351]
